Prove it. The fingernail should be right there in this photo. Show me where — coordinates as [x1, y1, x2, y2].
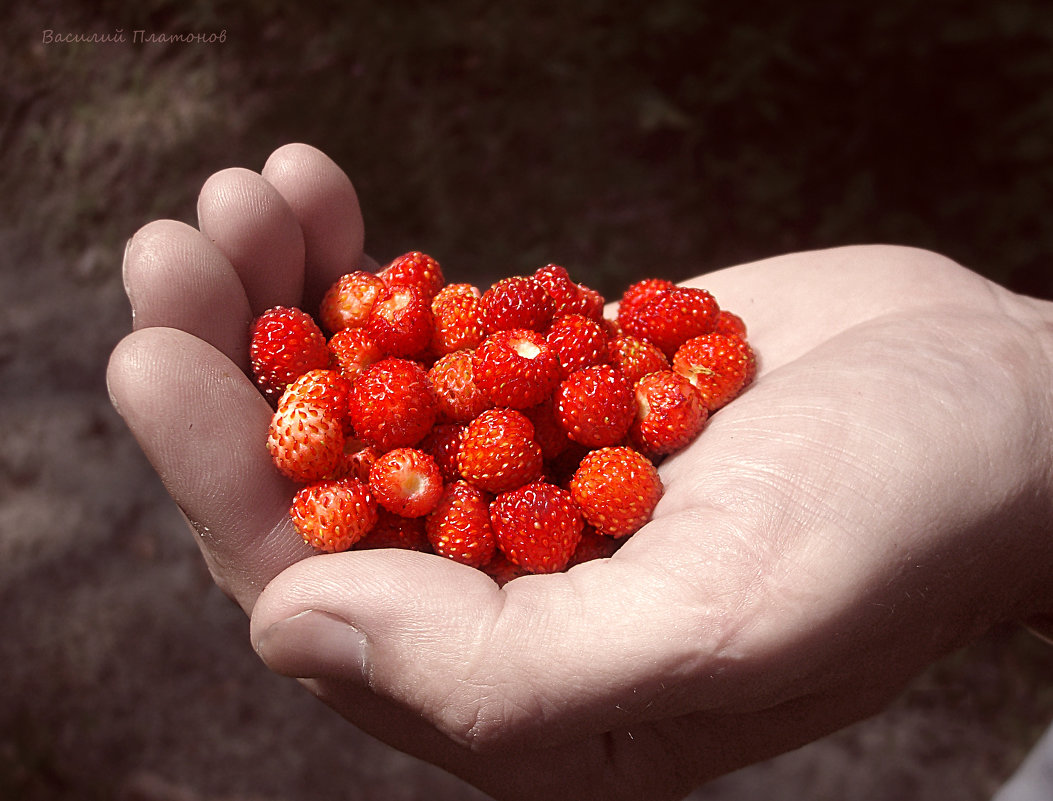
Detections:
[121, 236, 134, 281]
[122, 237, 137, 323]
[255, 610, 370, 682]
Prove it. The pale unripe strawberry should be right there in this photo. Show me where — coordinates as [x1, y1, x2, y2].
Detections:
[267, 397, 345, 483]
[290, 478, 378, 552]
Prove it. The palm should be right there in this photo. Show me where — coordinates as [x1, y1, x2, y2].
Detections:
[108, 145, 1053, 801]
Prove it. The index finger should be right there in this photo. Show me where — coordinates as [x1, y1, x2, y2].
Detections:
[107, 326, 313, 610]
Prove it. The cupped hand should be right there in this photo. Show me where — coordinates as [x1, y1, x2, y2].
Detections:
[107, 143, 1053, 801]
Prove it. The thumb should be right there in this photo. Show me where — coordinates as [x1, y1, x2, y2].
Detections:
[247, 516, 762, 754]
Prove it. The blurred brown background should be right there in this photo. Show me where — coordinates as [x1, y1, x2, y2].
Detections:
[2, 2, 1052, 799]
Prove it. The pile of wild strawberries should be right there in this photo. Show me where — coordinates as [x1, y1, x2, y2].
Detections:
[250, 252, 754, 583]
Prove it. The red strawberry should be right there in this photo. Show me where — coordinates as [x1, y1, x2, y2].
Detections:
[250, 306, 331, 404]
[290, 477, 378, 553]
[428, 349, 494, 423]
[328, 327, 383, 382]
[425, 480, 496, 568]
[569, 446, 663, 538]
[379, 251, 445, 300]
[319, 270, 385, 334]
[356, 508, 431, 552]
[617, 278, 676, 326]
[481, 552, 532, 587]
[672, 332, 756, 411]
[267, 396, 345, 483]
[365, 285, 435, 358]
[489, 481, 584, 574]
[472, 328, 561, 409]
[279, 367, 354, 437]
[715, 309, 748, 339]
[280, 368, 351, 421]
[457, 408, 543, 494]
[607, 335, 670, 383]
[532, 264, 605, 320]
[545, 313, 610, 378]
[430, 283, 487, 356]
[480, 275, 555, 333]
[347, 358, 437, 451]
[555, 365, 635, 448]
[521, 397, 572, 462]
[568, 524, 622, 567]
[620, 287, 720, 357]
[600, 316, 621, 340]
[630, 370, 708, 457]
[532, 263, 580, 311]
[417, 423, 465, 482]
[368, 447, 444, 518]
[542, 440, 591, 490]
[334, 440, 379, 484]
[578, 285, 606, 321]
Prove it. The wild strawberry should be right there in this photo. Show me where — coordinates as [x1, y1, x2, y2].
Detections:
[430, 283, 487, 356]
[489, 481, 584, 574]
[532, 264, 605, 320]
[620, 287, 720, 357]
[250, 306, 331, 404]
[347, 358, 437, 451]
[290, 477, 378, 553]
[280, 368, 351, 421]
[417, 423, 465, 482]
[425, 480, 496, 568]
[578, 285, 606, 320]
[457, 408, 543, 494]
[568, 525, 622, 567]
[379, 251, 444, 300]
[334, 440, 379, 484]
[617, 278, 676, 326]
[672, 332, 756, 411]
[356, 508, 431, 552]
[267, 396, 345, 483]
[531, 263, 578, 309]
[365, 285, 435, 358]
[545, 313, 609, 378]
[328, 327, 383, 382]
[521, 397, 572, 462]
[555, 365, 635, 448]
[607, 335, 670, 383]
[600, 316, 621, 339]
[569, 446, 663, 538]
[480, 275, 555, 333]
[715, 310, 748, 339]
[319, 270, 386, 334]
[481, 552, 532, 587]
[428, 350, 494, 423]
[368, 447, 444, 518]
[630, 370, 707, 457]
[543, 440, 591, 490]
[472, 328, 561, 409]
[279, 367, 354, 438]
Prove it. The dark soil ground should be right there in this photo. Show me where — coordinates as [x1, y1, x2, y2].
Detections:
[3, 3, 1052, 799]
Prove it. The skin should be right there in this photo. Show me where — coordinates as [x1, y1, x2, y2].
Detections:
[107, 143, 1053, 801]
